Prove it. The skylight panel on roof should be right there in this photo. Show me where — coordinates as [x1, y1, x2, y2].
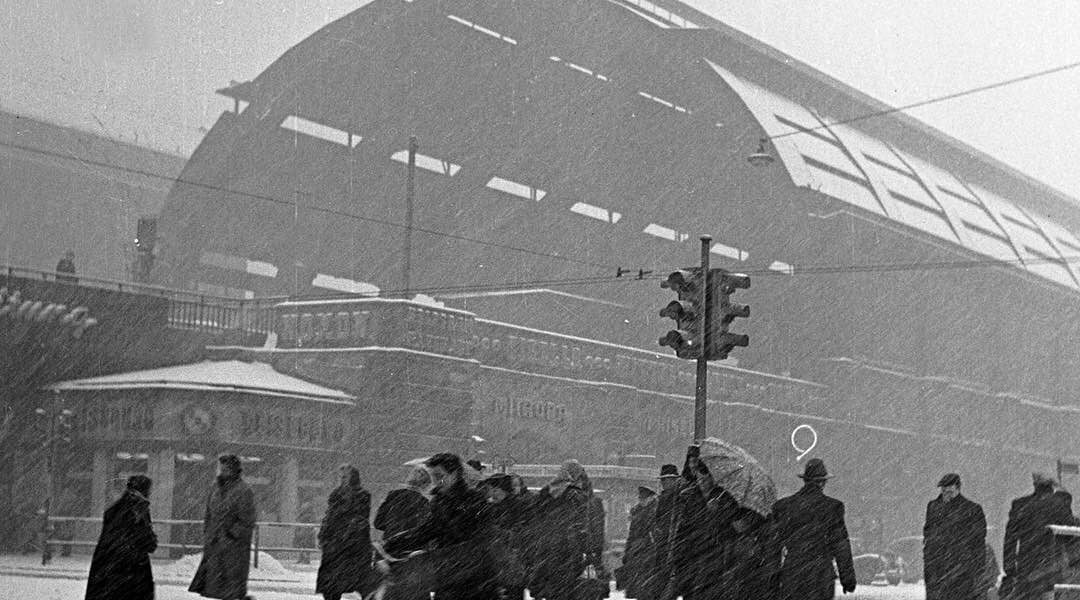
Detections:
[246, 260, 278, 278]
[549, 56, 610, 83]
[769, 261, 794, 275]
[905, 157, 1021, 262]
[391, 150, 462, 176]
[831, 125, 957, 242]
[710, 242, 747, 261]
[570, 202, 622, 223]
[486, 176, 547, 201]
[446, 14, 517, 45]
[280, 115, 361, 148]
[972, 185, 1077, 288]
[311, 274, 380, 296]
[644, 223, 690, 242]
[637, 91, 691, 114]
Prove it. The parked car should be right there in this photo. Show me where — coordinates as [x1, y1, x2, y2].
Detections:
[853, 551, 905, 586]
[889, 535, 923, 584]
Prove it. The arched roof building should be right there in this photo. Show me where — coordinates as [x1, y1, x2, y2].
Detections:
[156, 0, 1080, 403]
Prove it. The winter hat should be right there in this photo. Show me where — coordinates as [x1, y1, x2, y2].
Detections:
[937, 473, 961, 487]
[484, 474, 514, 494]
[659, 464, 679, 479]
[798, 458, 832, 481]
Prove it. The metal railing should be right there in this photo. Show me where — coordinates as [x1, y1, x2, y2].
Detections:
[45, 516, 323, 568]
[2, 263, 282, 338]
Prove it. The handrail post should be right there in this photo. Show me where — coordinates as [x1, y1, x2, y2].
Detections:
[253, 524, 259, 568]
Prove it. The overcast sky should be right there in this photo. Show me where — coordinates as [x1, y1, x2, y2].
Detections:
[4, 0, 1079, 199]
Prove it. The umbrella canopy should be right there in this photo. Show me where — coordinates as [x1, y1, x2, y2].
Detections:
[698, 437, 777, 517]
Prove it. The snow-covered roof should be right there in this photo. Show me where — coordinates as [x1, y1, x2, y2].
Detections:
[46, 360, 354, 405]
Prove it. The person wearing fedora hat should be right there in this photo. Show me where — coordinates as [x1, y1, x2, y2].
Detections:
[771, 458, 856, 599]
[651, 464, 681, 600]
[922, 472, 986, 600]
[621, 486, 658, 600]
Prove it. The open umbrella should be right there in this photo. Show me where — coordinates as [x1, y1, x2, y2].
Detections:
[698, 437, 776, 517]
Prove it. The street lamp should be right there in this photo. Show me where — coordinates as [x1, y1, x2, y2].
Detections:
[36, 393, 75, 565]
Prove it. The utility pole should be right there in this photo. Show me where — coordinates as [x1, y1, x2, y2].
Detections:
[402, 136, 417, 299]
[695, 235, 711, 442]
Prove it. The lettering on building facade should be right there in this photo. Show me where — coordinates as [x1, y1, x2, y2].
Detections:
[237, 407, 348, 449]
[76, 400, 155, 438]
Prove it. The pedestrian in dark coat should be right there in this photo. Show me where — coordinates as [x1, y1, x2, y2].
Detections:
[1002, 473, 1076, 600]
[661, 446, 705, 600]
[528, 463, 590, 600]
[651, 464, 681, 600]
[483, 474, 530, 600]
[375, 466, 431, 542]
[316, 464, 373, 600]
[85, 475, 157, 600]
[189, 454, 257, 600]
[668, 474, 713, 600]
[771, 458, 856, 600]
[56, 250, 78, 283]
[923, 473, 987, 600]
[384, 453, 496, 600]
[623, 487, 656, 600]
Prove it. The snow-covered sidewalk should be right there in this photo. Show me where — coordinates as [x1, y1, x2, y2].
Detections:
[0, 551, 316, 594]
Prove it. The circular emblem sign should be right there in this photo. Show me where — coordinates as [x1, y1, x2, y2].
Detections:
[182, 405, 214, 436]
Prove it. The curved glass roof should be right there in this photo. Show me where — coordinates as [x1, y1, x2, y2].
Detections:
[709, 61, 1080, 291]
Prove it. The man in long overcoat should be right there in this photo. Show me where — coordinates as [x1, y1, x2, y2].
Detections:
[528, 462, 591, 600]
[771, 458, 856, 600]
[316, 464, 372, 600]
[923, 473, 987, 600]
[384, 453, 496, 600]
[189, 454, 257, 600]
[1003, 473, 1076, 600]
[651, 464, 681, 600]
[623, 486, 656, 600]
[85, 475, 157, 600]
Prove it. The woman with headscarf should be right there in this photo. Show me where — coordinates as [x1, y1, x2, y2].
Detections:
[375, 466, 432, 542]
[528, 460, 591, 600]
[316, 464, 372, 600]
[85, 475, 157, 600]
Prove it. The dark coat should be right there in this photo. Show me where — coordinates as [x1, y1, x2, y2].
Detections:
[384, 478, 495, 600]
[485, 494, 530, 590]
[923, 494, 987, 600]
[586, 494, 606, 561]
[374, 487, 430, 542]
[189, 476, 256, 600]
[624, 496, 657, 600]
[1003, 489, 1075, 597]
[85, 490, 157, 600]
[316, 483, 372, 596]
[652, 484, 680, 579]
[771, 483, 856, 600]
[528, 484, 589, 600]
[667, 483, 716, 599]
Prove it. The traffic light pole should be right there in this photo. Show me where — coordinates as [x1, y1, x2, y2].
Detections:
[694, 235, 711, 443]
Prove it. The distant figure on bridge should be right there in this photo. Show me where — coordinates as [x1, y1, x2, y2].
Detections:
[55, 250, 77, 284]
[189, 454, 256, 600]
[922, 472, 987, 600]
[316, 464, 373, 600]
[771, 458, 856, 599]
[84, 475, 157, 600]
[1002, 473, 1076, 600]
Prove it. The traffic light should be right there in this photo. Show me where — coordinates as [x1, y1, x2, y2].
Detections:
[708, 269, 750, 360]
[658, 268, 705, 359]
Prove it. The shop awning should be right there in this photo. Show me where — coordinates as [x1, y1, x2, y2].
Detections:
[46, 360, 354, 405]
